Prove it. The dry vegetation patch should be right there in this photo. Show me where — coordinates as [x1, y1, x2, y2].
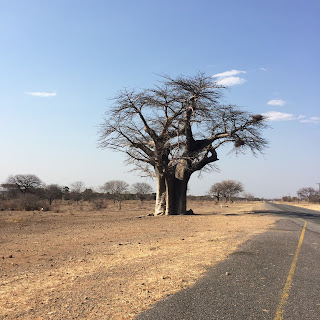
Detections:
[0, 200, 275, 319]
[277, 202, 320, 212]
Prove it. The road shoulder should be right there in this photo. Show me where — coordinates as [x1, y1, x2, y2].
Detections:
[136, 217, 318, 320]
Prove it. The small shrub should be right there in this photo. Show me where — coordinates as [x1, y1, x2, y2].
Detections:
[91, 199, 108, 211]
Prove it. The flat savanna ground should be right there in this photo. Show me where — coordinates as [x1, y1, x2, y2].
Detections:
[1, 200, 276, 320]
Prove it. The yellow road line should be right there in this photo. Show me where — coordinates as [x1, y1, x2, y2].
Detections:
[274, 221, 307, 320]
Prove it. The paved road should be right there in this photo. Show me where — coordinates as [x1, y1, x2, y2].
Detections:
[136, 203, 320, 320]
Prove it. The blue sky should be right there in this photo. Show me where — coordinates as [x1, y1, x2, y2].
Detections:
[1, 0, 319, 199]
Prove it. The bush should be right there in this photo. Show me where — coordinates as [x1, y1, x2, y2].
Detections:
[6, 194, 49, 211]
[91, 199, 108, 211]
[19, 194, 48, 211]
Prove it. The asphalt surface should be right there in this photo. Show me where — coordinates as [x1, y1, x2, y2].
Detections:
[135, 202, 320, 320]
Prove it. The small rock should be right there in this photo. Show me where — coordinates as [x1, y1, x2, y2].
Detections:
[225, 272, 230, 276]
[9, 255, 13, 258]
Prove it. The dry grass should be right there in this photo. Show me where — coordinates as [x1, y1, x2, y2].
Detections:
[277, 201, 320, 212]
[0, 200, 275, 320]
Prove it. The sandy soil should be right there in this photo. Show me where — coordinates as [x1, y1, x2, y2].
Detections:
[0, 200, 275, 320]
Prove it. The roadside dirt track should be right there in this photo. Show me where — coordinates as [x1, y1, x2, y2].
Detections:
[0, 200, 275, 319]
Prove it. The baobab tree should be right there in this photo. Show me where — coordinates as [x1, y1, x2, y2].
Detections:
[99, 73, 267, 215]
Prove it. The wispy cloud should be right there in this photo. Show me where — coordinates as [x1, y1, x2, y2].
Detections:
[267, 99, 286, 106]
[300, 116, 320, 124]
[212, 69, 246, 78]
[262, 111, 295, 121]
[260, 67, 267, 71]
[212, 69, 247, 86]
[263, 111, 320, 124]
[216, 76, 247, 86]
[25, 92, 56, 97]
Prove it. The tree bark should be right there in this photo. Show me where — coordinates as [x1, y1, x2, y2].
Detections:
[165, 161, 190, 215]
[154, 171, 166, 215]
[164, 176, 188, 215]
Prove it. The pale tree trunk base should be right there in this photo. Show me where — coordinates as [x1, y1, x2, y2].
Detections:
[154, 172, 166, 216]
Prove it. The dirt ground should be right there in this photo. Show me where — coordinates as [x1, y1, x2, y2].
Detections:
[1, 200, 276, 320]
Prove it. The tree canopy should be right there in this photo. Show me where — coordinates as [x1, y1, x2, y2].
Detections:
[99, 73, 268, 215]
[210, 180, 244, 202]
[102, 180, 129, 209]
[297, 187, 319, 202]
[4, 174, 43, 194]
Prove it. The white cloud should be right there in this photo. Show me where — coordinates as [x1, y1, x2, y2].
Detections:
[267, 99, 286, 106]
[300, 116, 320, 124]
[212, 69, 247, 86]
[263, 112, 319, 124]
[260, 67, 267, 71]
[25, 92, 56, 97]
[216, 76, 247, 86]
[262, 111, 295, 121]
[212, 69, 246, 78]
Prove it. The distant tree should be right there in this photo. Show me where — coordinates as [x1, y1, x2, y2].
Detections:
[209, 182, 224, 202]
[1, 183, 19, 198]
[282, 196, 292, 202]
[69, 191, 82, 202]
[82, 188, 96, 201]
[210, 180, 244, 203]
[69, 181, 85, 203]
[70, 181, 85, 193]
[132, 182, 153, 201]
[310, 194, 320, 203]
[4, 174, 43, 194]
[45, 184, 63, 205]
[297, 187, 318, 202]
[102, 180, 129, 210]
[243, 192, 255, 201]
[221, 180, 244, 202]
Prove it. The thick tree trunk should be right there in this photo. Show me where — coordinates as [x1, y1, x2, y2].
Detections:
[154, 171, 166, 215]
[165, 160, 190, 215]
[165, 175, 189, 215]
